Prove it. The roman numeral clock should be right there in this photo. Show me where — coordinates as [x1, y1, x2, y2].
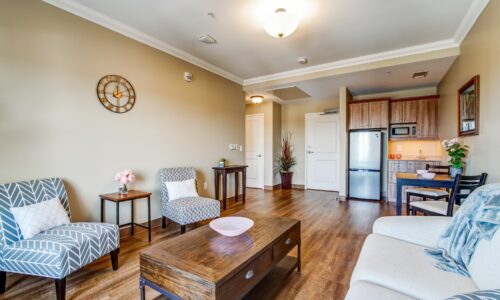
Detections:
[97, 75, 136, 113]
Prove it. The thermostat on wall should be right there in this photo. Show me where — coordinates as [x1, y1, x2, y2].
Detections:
[184, 72, 193, 82]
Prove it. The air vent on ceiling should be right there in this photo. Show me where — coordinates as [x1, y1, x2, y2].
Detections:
[412, 71, 428, 79]
[198, 34, 217, 44]
[322, 108, 339, 114]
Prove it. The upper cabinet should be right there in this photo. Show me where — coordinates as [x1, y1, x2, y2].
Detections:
[390, 100, 417, 124]
[416, 98, 438, 139]
[388, 96, 439, 140]
[349, 99, 389, 130]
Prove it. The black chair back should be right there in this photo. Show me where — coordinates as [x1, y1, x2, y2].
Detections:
[426, 164, 451, 175]
[454, 173, 488, 205]
[446, 174, 462, 216]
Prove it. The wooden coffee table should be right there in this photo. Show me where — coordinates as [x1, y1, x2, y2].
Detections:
[139, 210, 301, 300]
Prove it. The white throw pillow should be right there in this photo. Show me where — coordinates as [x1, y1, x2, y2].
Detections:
[165, 179, 198, 201]
[10, 197, 71, 240]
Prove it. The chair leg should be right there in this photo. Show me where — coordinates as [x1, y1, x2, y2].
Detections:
[55, 277, 66, 300]
[406, 193, 411, 215]
[162, 216, 167, 229]
[110, 248, 120, 271]
[0, 271, 6, 294]
[180, 225, 186, 234]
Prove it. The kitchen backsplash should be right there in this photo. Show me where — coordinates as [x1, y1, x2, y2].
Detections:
[388, 140, 444, 158]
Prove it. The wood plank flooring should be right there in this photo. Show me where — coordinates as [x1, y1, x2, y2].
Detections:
[1, 188, 394, 300]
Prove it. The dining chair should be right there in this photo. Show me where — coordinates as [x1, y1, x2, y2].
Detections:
[410, 173, 488, 216]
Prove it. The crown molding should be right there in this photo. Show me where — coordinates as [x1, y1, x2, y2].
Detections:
[453, 0, 490, 44]
[42, 0, 244, 84]
[243, 39, 459, 86]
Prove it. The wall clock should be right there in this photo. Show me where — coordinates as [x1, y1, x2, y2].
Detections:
[96, 75, 136, 113]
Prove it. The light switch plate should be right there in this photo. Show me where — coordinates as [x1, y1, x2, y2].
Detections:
[239, 145, 243, 151]
[229, 144, 238, 150]
[203, 182, 208, 190]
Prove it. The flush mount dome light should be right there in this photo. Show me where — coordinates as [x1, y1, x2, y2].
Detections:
[250, 95, 264, 104]
[264, 8, 300, 38]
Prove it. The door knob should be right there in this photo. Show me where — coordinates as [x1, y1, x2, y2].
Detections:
[257, 154, 262, 157]
[307, 151, 314, 154]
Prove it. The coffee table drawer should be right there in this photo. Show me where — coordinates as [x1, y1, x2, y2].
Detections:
[219, 248, 273, 299]
[272, 224, 300, 261]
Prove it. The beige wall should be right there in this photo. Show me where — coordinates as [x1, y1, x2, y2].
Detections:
[281, 99, 339, 186]
[438, 1, 500, 182]
[0, 1, 245, 223]
[245, 101, 281, 187]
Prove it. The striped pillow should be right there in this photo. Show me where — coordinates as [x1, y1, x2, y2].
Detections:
[447, 289, 500, 300]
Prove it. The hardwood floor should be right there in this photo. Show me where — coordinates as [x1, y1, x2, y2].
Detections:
[1, 188, 394, 300]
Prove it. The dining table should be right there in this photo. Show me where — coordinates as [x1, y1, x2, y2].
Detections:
[396, 172, 454, 215]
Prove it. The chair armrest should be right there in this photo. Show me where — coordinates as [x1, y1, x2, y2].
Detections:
[372, 216, 451, 248]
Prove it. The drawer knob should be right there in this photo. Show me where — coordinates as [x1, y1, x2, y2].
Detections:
[245, 269, 254, 280]
[285, 237, 292, 245]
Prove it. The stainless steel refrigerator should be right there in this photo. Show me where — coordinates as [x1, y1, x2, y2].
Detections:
[349, 131, 382, 200]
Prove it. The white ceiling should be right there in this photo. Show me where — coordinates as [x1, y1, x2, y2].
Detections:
[45, 0, 487, 85]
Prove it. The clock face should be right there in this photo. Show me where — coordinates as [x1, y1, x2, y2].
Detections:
[96, 75, 136, 113]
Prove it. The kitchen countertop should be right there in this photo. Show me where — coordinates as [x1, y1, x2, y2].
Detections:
[388, 155, 443, 161]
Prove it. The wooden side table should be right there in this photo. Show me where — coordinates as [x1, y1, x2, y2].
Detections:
[212, 165, 247, 210]
[100, 190, 152, 242]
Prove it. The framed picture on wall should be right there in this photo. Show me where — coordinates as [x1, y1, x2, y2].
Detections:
[457, 75, 480, 136]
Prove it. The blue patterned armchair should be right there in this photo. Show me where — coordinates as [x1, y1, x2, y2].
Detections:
[0, 178, 120, 300]
[159, 167, 220, 233]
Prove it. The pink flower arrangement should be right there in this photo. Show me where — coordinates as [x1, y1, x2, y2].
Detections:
[114, 169, 135, 185]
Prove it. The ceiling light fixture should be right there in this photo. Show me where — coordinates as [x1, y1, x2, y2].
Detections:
[264, 8, 300, 38]
[250, 95, 264, 104]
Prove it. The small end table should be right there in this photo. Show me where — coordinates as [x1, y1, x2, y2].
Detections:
[100, 190, 152, 242]
[212, 165, 247, 210]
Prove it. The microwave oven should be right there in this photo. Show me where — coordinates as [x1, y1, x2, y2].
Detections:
[390, 124, 417, 138]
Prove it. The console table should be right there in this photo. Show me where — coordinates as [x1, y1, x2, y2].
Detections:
[213, 165, 247, 210]
[100, 190, 152, 242]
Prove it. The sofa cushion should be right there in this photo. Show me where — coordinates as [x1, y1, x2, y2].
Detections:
[351, 234, 478, 299]
[161, 197, 220, 225]
[346, 281, 416, 300]
[467, 229, 500, 290]
[2, 222, 119, 279]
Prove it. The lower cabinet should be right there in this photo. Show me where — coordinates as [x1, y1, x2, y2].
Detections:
[387, 160, 441, 202]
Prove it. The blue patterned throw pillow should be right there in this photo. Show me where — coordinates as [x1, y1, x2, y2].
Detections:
[447, 289, 500, 300]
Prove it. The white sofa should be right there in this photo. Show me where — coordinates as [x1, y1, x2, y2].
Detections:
[346, 216, 500, 299]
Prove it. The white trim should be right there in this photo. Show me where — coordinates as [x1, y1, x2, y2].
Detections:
[243, 39, 458, 86]
[42, 0, 244, 84]
[453, 0, 490, 44]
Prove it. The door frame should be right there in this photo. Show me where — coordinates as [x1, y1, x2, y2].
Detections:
[304, 112, 340, 191]
[245, 113, 265, 189]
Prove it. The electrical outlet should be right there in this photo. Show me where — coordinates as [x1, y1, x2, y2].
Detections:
[203, 182, 208, 190]
[229, 144, 237, 150]
[396, 145, 403, 152]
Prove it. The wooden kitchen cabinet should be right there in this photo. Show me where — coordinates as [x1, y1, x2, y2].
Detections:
[416, 98, 438, 139]
[390, 100, 417, 124]
[349, 99, 389, 130]
[349, 102, 370, 129]
[369, 100, 389, 128]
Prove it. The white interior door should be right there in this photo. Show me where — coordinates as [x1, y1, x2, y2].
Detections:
[306, 113, 340, 191]
[245, 114, 264, 189]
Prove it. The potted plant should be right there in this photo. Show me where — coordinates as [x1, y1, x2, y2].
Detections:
[274, 131, 297, 189]
[441, 138, 468, 177]
[218, 158, 226, 168]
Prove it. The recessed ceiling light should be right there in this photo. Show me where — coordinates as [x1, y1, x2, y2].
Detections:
[198, 34, 216, 44]
[412, 71, 428, 79]
[250, 95, 264, 104]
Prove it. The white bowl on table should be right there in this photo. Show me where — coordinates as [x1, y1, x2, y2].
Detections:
[416, 169, 428, 175]
[209, 216, 254, 237]
[422, 172, 436, 179]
